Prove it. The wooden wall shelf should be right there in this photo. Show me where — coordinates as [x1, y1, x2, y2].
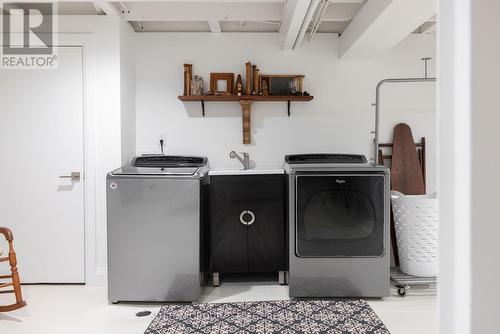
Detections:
[178, 95, 313, 102]
[178, 95, 314, 144]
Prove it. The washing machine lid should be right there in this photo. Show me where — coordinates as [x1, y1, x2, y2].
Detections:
[111, 166, 203, 176]
[285, 154, 367, 165]
[132, 155, 207, 168]
[111, 155, 208, 176]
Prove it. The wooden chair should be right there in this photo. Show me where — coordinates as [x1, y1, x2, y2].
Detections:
[0, 227, 27, 312]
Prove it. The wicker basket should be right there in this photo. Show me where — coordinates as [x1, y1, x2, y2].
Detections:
[391, 191, 438, 277]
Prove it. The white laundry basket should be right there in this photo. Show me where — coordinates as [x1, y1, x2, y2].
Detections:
[391, 191, 438, 277]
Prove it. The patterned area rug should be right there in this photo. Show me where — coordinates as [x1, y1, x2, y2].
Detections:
[144, 299, 390, 334]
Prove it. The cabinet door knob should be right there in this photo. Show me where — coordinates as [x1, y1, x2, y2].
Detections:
[239, 210, 255, 225]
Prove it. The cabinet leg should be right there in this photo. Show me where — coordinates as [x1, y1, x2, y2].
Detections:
[278, 271, 286, 285]
[213, 272, 220, 287]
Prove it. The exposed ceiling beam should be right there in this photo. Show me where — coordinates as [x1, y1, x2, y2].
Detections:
[93, 1, 121, 16]
[321, 3, 364, 21]
[339, 0, 436, 59]
[3, 0, 284, 2]
[280, 0, 311, 50]
[120, 0, 284, 2]
[120, 2, 283, 22]
[208, 19, 222, 33]
[308, 0, 329, 43]
[294, 0, 320, 49]
[330, 0, 366, 3]
[91, 3, 103, 15]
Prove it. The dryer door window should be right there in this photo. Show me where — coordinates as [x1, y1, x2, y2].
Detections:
[295, 174, 385, 257]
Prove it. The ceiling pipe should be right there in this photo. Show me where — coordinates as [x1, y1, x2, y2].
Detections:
[293, 0, 320, 49]
[309, 0, 326, 37]
[308, 0, 329, 42]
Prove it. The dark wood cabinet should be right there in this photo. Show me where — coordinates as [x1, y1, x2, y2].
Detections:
[210, 174, 287, 281]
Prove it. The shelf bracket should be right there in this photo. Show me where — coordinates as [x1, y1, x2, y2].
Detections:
[287, 100, 291, 117]
[239, 100, 253, 144]
[201, 100, 205, 117]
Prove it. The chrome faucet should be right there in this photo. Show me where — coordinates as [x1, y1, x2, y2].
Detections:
[230, 151, 250, 170]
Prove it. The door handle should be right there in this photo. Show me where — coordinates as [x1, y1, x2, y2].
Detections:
[59, 172, 81, 181]
[239, 210, 255, 226]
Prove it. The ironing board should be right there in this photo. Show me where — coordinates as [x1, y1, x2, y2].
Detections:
[390, 123, 426, 195]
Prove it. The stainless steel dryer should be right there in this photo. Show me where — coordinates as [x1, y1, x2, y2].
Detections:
[285, 154, 390, 298]
[106, 155, 209, 302]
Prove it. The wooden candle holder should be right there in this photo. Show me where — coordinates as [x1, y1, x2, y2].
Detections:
[245, 62, 252, 95]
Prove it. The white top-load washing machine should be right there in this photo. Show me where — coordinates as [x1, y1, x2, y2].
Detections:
[285, 154, 390, 297]
[106, 155, 209, 302]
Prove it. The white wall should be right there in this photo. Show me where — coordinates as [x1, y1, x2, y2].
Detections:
[439, 1, 500, 333]
[120, 20, 137, 165]
[470, 0, 500, 332]
[438, 0, 472, 332]
[135, 33, 437, 191]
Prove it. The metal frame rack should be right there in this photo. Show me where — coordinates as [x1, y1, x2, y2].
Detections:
[374, 58, 438, 296]
[373, 57, 436, 165]
[391, 267, 437, 296]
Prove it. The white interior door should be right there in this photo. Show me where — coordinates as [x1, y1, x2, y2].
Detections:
[0, 46, 85, 283]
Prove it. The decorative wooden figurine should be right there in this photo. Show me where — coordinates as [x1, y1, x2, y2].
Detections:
[251, 65, 257, 94]
[245, 62, 252, 95]
[297, 76, 304, 93]
[183, 64, 189, 96]
[261, 79, 269, 95]
[183, 64, 194, 96]
[187, 64, 193, 95]
[252, 66, 259, 95]
[235, 74, 243, 96]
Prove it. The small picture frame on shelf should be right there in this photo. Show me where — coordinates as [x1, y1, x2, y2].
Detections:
[210, 73, 234, 95]
[260, 74, 305, 95]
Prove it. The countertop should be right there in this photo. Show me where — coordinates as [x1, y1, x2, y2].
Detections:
[208, 167, 284, 176]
